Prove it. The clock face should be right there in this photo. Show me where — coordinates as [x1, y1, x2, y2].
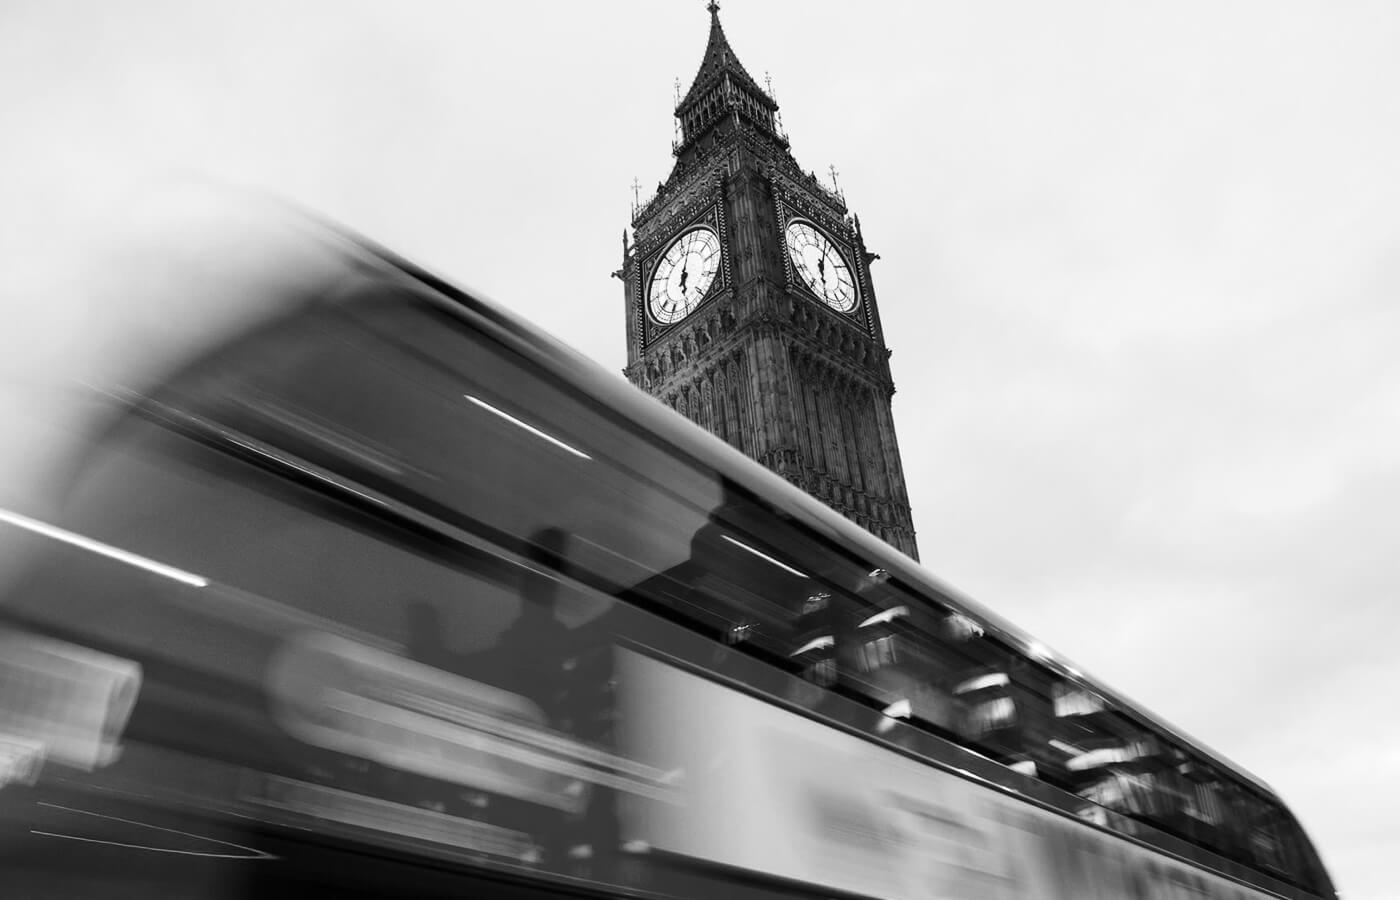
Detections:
[785, 220, 858, 313]
[648, 227, 722, 325]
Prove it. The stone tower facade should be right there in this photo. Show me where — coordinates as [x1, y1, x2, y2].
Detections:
[620, 4, 919, 559]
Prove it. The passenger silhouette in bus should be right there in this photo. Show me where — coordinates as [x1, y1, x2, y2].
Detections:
[495, 528, 625, 878]
[475, 528, 573, 716]
[458, 528, 584, 866]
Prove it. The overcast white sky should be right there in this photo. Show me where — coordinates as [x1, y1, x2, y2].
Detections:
[2, 1, 1398, 895]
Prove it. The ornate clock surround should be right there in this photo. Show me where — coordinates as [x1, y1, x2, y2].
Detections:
[773, 186, 877, 340]
[634, 200, 732, 351]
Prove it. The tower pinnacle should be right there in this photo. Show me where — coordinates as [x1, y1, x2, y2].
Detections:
[674, 0, 781, 159]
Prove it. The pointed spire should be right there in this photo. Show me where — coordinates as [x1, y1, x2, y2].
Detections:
[672, 77, 683, 148]
[677, 1, 775, 113]
[671, 0, 784, 158]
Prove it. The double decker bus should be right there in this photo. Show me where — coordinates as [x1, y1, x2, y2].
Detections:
[0, 209, 1335, 899]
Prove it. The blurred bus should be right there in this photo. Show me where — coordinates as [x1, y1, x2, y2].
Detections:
[0, 209, 1335, 899]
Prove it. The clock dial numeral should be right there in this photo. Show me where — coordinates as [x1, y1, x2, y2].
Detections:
[785, 220, 858, 313]
[648, 227, 723, 325]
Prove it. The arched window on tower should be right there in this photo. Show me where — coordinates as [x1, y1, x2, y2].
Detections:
[727, 360, 748, 454]
[713, 369, 730, 445]
[700, 379, 714, 432]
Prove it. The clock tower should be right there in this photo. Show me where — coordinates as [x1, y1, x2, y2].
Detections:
[619, 3, 919, 560]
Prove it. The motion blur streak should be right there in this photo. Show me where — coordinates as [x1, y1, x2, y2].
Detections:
[463, 394, 592, 460]
[0, 508, 209, 588]
[32, 803, 276, 860]
[719, 534, 809, 577]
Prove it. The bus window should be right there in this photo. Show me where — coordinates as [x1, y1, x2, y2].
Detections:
[1048, 690, 1174, 821]
[156, 291, 727, 605]
[1279, 810, 1332, 895]
[9, 414, 653, 872]
[634, 487, 817, 665]
[847, 596, 947, 726]
[934, 621, 1031, 761]
[1243, 794, 1290, 880]
[1170, 757, 1229, 848]
[998, 658, 1063, 784]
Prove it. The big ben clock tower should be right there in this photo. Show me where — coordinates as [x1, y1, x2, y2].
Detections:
[620, 3, 919, 560]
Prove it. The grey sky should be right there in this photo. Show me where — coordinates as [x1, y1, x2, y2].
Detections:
[2, 1, 1397, 895]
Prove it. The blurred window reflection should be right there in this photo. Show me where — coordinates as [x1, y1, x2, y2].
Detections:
[9, 413, 632, 865]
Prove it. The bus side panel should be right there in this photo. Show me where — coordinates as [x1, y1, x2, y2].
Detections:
[617, 649, 1275, 900]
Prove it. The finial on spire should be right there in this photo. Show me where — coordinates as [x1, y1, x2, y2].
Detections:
[630, 176, 641, 215]
[828, 164, 844, 200]
[707, 0, 721, 17]
[765, 70, 786, 137]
